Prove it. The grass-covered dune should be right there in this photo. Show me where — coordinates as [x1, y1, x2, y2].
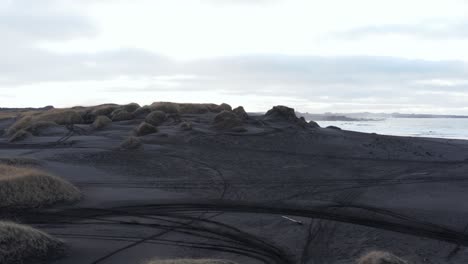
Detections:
[0, 164, 81, 209]
[3, 102, 239, 142]
[0, 221, 65, 264]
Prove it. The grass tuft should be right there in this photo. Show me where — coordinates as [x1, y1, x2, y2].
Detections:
[0, 221, 65, 264]
[0, 165, 81, 209]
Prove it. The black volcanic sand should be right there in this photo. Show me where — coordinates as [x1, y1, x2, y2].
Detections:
[2, 108, 468, 264]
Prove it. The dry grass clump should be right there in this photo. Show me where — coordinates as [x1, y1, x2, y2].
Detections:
[135, 122, 158, 136]
[120, 136, 143, 150]
[8, 130, 32, 142]
[357, 251, 409, 264]
[213, 110, 243, 130]
[146, 111, 167, 126]
[145, 259, 238, 264]
[0, 165, 81, 209]
[0, 221, 65, 264]
[92, 115, 112, 130]
[5, 116, 33, 136]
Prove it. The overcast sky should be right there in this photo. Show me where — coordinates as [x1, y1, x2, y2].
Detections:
[2, 0, 468, 113]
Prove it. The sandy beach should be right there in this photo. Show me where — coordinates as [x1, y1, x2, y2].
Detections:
[1, 103, 468, 263]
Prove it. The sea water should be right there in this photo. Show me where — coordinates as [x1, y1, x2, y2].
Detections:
[316, 118, 468, 140]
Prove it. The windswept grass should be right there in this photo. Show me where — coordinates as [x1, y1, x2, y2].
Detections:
[0, 165, 81, 209]
[6, 109, 83, 137]
[0, 221, 65, 264]
[8, 130, 32, 142]
[145, 259, 238, 264]
[357, 251, 409, 264]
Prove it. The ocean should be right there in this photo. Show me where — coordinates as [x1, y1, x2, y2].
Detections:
[316, 118, 468, 140]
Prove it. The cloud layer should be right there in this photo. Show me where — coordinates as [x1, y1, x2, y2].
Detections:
[1, 0, 468, 114]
